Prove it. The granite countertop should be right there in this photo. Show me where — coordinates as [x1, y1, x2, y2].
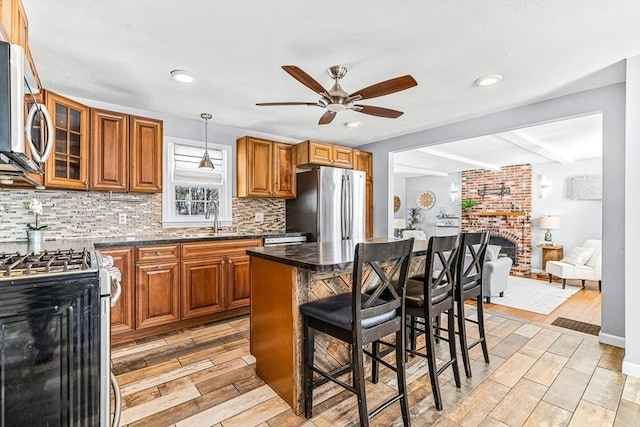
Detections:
[1, 232, 307, 254]
[246, 238, 428, 272]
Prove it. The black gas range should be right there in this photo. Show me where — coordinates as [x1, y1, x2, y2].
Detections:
[0, 244, 120, 426]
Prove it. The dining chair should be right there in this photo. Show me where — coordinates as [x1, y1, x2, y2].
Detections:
[300, 238, 414, 427]
[455, 231, 490, 378]
[404, 234, 461, 411]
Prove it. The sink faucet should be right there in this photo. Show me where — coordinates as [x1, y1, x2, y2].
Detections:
[204, 200, 220, 233]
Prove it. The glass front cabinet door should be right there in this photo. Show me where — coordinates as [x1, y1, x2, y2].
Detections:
[44, 91, 89, 189]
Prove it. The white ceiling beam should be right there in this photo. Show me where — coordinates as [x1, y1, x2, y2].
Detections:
[393, 163, 449, 176]
[415, 147, 501, 171]
[495, 130, 575, 164]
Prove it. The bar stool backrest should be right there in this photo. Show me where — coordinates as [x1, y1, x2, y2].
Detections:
[456, 232, 490, 295]
[423, 235, 460, 302]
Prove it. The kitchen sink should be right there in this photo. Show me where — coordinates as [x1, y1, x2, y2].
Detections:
[171, 232, 244, 238]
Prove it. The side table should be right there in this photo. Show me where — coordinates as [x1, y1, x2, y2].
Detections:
[537, 243, 563, 270]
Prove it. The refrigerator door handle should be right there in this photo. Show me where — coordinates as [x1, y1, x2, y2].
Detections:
[346, 174, 352, 239]
[341, 174, 347, 240]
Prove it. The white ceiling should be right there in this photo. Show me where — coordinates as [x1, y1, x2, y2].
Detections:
[22, 1, 640, 147]
[393, 113, 603, 178]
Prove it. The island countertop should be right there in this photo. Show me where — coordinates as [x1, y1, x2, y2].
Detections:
[246, 237, 428, 272]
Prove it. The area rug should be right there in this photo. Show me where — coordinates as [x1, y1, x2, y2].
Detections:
[551, 317, 601, 336]
[490, 276, 581, 315]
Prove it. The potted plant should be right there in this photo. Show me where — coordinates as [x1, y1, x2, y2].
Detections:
[25, 199, 47, 244]
[461, 198, 477, 212]
[406, 207, 423, 230]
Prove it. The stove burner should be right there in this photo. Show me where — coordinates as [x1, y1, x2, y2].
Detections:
[0, 248, 91, 277]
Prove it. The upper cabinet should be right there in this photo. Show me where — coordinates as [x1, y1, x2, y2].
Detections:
[353, 150, 374, 239]
[45, 91, 90, 190]
[296, 140, 353, 169]
[1, 0, 41, 89]
[237, 136, 296, 199]
[91, 111, 163, 193]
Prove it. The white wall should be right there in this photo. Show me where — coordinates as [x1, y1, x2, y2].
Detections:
[393, 176, 407, 220]
[404, 174, 461, 238]
[531, 158, 603, 270]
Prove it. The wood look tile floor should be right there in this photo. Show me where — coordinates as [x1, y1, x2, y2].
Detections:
[113, 281, 636, 427]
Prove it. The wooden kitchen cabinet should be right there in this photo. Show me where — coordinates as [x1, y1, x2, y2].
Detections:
[296, 140, 354, 169]
[236, 136, 296, 198]
[181, 239, 262, 317]
[98, 246, 135, 335]
[135, 244, 180, 329]
[90, 110, 163, 193]
[90, 109, 128, 191]
[353, 149, 374, 238]
[130, 115, 163, 193]
[44, 91, 90, 190]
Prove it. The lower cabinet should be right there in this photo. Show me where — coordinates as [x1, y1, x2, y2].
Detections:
[103, 238, 262, 341]
[181, 239, 262, 317]
[181, 257, 225, 319]
[98, 246, 135, 335]
[135, 261, 181, 329]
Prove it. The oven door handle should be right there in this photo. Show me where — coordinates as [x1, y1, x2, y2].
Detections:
[110, 277, 122, 307]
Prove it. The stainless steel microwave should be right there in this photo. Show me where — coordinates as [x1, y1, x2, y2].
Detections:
[0, 40, 52, 186]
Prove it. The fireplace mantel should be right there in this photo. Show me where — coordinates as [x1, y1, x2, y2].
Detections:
[463, 211, 525, 217]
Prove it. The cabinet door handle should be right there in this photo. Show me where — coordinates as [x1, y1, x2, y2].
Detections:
[121, 183, 126, 188]
[156, 264, 161, 269]
[155, 251, 162, 256]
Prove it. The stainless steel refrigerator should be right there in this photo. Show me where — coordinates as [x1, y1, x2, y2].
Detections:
[286, 167, 366, 242]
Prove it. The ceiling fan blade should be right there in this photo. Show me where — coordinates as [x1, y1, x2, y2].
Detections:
[282, 65, 327, 94]
[256, 102, 319, 106]
[318, 111, 336, 125]
[349, 75, 417, 100]
[354, 105, 404, 118]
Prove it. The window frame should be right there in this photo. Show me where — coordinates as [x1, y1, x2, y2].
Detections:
[162, 136, 233, 228]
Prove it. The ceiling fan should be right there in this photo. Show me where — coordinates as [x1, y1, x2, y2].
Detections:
[256, 65, 418, 125]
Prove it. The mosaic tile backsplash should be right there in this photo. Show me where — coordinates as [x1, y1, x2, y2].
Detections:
[0, 189, 285, 242]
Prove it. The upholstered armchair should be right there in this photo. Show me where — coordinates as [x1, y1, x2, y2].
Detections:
[482, 245, 513, 303]
[402, 230, 427, 240]
[546, 239, 602, 291]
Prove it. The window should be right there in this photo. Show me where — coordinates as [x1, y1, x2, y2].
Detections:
[162, 137, 232, 227]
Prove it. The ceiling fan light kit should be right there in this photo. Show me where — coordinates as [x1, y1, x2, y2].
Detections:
[345, 121, 361, 128]
[257, 65, 417, 125]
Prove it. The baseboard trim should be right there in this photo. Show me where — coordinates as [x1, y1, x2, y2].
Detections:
[598, 331, 625, 348]
[622, 360, 640, 379]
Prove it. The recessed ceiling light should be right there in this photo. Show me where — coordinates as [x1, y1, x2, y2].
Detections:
[170, 70, 195, 83]
[473, 74, 503, 87]
[345, 121, 361, 128]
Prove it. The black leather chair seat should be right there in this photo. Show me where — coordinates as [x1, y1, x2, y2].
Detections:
[300, 293, 396, 330]
[405, 279, 449, 308]
[462, 279, 478, 291]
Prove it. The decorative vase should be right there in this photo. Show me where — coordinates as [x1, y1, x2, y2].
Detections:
[27, 230, 45, 245]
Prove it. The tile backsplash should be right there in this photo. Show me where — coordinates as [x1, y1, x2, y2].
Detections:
[0, 189, 285, 242]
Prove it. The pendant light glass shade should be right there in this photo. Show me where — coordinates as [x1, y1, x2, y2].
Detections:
[198, 113, 214, 170]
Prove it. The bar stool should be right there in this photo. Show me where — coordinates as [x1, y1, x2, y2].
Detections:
[300, 238, 414, 427]
[405, 235, 461, 411]
[455, 231, 490, 378]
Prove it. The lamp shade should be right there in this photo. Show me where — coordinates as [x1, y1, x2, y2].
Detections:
[539, 216, 560, 230]
[394, 219, 407, 229]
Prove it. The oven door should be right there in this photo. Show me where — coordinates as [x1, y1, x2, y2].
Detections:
[0, 273, 101, 426]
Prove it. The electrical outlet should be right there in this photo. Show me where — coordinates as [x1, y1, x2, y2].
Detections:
[255, 212, 264, 222]
[118, 213, 127, 225]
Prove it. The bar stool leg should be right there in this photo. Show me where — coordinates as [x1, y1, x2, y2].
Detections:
[303, 317, 315, 419]
[352, 340, 369, 427]
[476, 295, 490, 363]
[447, 307, 461, 387]
[395, 328, 410, 426]
[371, 341, 380, 383]
[457, 300, 472, 378]
[424, 314, 443, 411]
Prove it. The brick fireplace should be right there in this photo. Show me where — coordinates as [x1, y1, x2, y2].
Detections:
[461, 164, 532, 273]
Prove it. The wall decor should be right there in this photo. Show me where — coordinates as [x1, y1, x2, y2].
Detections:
[393, 195, 401, 213]
[568, 175, 601, 200]
[417, 190, 436, 210]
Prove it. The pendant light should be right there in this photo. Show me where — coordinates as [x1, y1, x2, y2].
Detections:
[198, 113, 214, 170]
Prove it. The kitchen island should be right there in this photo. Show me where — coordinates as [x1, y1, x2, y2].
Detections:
[246, 238, 427, 415]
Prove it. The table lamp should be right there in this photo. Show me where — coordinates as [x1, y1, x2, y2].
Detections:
[393, 219, 406, 237]
[538, 216, 560, 243]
